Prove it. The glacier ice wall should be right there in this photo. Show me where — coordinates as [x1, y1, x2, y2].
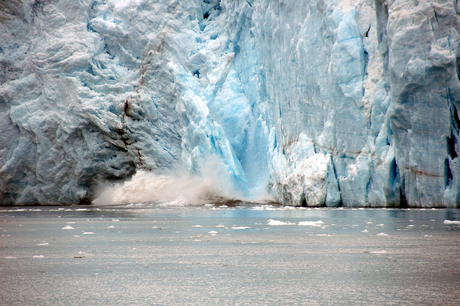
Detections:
[1, 0, 459, 207]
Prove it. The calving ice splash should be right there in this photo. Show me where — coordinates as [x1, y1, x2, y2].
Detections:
[95, 160, 273, 205]
[1, 0, 460, 207]
[95, 171, 231, 206]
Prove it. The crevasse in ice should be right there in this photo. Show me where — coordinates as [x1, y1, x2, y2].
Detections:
[1, 0, 459, 207]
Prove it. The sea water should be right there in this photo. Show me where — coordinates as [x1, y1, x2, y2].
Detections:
[1, 204, 459, 305]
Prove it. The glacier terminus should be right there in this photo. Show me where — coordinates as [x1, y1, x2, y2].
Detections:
[1, 0, 460, 207]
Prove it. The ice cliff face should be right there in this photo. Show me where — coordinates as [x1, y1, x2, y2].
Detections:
[1, 0, 460, 207]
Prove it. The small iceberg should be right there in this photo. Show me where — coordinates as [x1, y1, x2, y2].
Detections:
[267, 219, 295, 225]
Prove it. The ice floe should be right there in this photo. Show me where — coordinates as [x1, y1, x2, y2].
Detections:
[444, 220, 460, 225]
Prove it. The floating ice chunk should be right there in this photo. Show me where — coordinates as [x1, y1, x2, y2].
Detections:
[370, 250, 387, 254]
[377, 233, 389, 236]
[33, 255, 45, 258]
[74, 235, 80, 237]
[424, 235, 433, 238]
[443, 220, 460, 225]
[192, 225, 203, 228]
[220, 205, 229, 208]
[268, 219, 295, 225]
[267, 219, 283, 225]
[108, 225, 115, 228]
[204, 204, 214, 207]
[62, 225, 74, 230]
[112, 219, 120, 222]
[216, 224, 225, 228]
[4, 256, 17, 259]
[82, 232, 94, 235]
[361, 229, 368, 233]
[231, 226, 250, 229]
[75, 208, 88, 211]
[36, 242, 49, 246]
[208, 231, 218, 234]
[298, 220, 324, 226]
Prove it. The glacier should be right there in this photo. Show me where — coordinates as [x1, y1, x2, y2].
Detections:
[1, 0, 460, 207]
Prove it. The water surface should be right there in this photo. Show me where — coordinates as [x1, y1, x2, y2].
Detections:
[1, 204, 459, 305]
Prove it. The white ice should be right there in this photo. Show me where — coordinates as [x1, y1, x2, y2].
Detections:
[267, 219, 295, 226]
[444, 220, 460, 225]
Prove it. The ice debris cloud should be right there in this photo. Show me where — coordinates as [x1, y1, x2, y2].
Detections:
[1, 0, 460, 207]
